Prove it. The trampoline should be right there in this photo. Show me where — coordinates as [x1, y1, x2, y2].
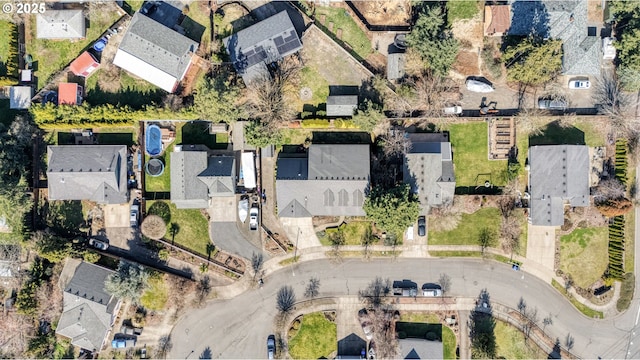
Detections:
[146, 158, 165, 177]
[145, 125, 163, 156]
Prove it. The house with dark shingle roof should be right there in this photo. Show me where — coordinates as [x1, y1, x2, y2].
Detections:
[223, 11, 302, 84]
[528, 145, 590, 226]
[36, 10, 86, 39]
[403, 133, 455, 211]
[276, 144, 370, 217]
[509, 0, 601, 76]
[113, 11, 198, 93]
[56, 259, 121, 352]
[170, 150, 236, 209]
[47, 145, 128, 204]
[326, 95, 358, 117]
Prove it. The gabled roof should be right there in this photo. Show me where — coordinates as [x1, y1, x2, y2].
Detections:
[529, 145, 590, 226]
[326, 95, 358, 117]
[171, 151, 235, 209]
[484, 5, 511, 36]
[58, 83, 82, 105]
[70, 51, 99, 77]
[113, 12, 198, 92]
[387, 52, 406, 80]
[47, 145, 128, 204]
[276, 144, 370, 217]
[9, 86, 31, 109]
[36, 10, 85, 39]
[56, 259, 120, 351]
[223, 11, 302, 84]
[404, 134, 455, 208]
[399, 338, 443, 360]
[508, 0, 601, 75]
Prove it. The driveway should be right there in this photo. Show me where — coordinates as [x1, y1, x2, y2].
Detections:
[103, 204, 130, 228]
[209, 196, 236, 222]
[280, 217, 320, 249]
[526, 224, 556, 271]
[210, 222, 265, 261]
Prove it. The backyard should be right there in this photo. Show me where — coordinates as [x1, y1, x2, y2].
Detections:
[447, 1, 481, 24]
[398, 312, 456, 359]
[494, 321, 546, 359]
[429, 207, 502, 246]
[0, 21, 15, 77]
[315, 6, 373, 60]
[27, 4, 123, 89]
[84, 69, 164, 109]
[50, 127, 137, 146]
[317, 221, 373, 246]
[288, 312, 337, 359]
[449, 123, 508, 187]
[560, 226, 609, 289]
[146, 200, 211, 256]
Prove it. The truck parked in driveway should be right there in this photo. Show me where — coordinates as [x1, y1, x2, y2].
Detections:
[249, 206, 259, 230]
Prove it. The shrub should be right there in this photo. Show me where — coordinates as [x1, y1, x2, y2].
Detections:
[333, 119, 359, 129]
[617, 273, 635, 312]
[301, 119, 331, 128]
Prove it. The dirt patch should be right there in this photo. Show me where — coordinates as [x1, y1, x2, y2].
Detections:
[452, 18, 484, 52]
[587, 1, 604, 22]
[351, 0, 411, 26]
[452, 51, 479, 77]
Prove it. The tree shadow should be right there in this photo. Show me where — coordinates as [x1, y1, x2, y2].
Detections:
[528, 121, 585, 146]
[181, 121, 217, 148]
[199, 346, 212, 359]
[312, 131, 372, 144]
[85, 83, 165, 110]
[148, 201, 172, 224]
[170, 222, 180, 242]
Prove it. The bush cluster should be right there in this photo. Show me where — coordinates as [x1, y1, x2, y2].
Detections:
[608, 215, 625, 279]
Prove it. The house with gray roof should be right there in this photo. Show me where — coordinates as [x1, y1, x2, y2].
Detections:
[223, 11, 302, 84]
[403, 133, 455, 211]
[171, 150, 236, 209]
[528, 145, 590, 226]
[36, 10, 86, 39]
[113, 12, 198, 92]
[387, 52, 406, 81]
[509, 0, 601, 76]
[47, 145, 128, 204]
[399, 338, 444, 359]
[56, 259, 121, 352]
[327, 95, 358, 117]
[276, 144, 370, 217]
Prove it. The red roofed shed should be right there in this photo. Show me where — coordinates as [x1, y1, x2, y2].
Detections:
[58, 83, 83, 105]
[484, 5, 511, 37]
[70, 51, 99, 77]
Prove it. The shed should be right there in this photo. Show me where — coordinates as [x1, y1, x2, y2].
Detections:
[58, 83, 83, 105]
[20, 69, 32, 83]
[387, 53, 406, 81]
[70, 51, 100, 77]
[9, 86, 32, 109]
[326, 95, 358, 117]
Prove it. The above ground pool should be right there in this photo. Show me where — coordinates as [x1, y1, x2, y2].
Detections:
[145, 125, 162, 156]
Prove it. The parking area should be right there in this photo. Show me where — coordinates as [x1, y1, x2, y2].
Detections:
[104, 204, 130, 228]
[280, 217, 320, 249]
[209, 222, 264, 260]
[526, 224, 556, 271]
[209, 196, 236, 222]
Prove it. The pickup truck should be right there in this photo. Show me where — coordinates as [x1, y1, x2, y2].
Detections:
[249, 207, 259, 231]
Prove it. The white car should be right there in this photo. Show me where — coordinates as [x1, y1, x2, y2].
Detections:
[249, 207, 259, 230]
[130, 204, 139, 227]
[422, 283, 442, 297]
[89, 238, 109, 251]
[466, 79, 494, 93]
[443, 105, 463, 115]
[568, 78, 590, 89]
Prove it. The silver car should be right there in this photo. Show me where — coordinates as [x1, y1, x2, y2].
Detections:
[466, 79, 494, 93]
[267, 335, 276, 359]
[89, 238, 109, 251]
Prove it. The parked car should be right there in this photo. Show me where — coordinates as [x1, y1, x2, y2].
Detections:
[111, 337, 136, 348]
[88, 238, 108, 251]
[443, 105, 463, 115]
[393, 279, 418, 297]
[537, 97, 568, 110]
[465, 78, 494, 93]
[121, 325, 143, 335]
[568, 78, 590, 89]
[267, 335, 276, 360]
[249, 206, 259, 231]
[422, 283, 443, 297]
[139, 347, 147, 359]
[130, 204, 139, 227]
[417, 216, 426, 237]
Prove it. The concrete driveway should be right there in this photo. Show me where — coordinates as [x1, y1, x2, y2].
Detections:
[210, 222, 264, 261]
[280, 217, 320, 249]
[209, 196, 236, 222]
[103, 204, 130, 228]
[526, 224, 557, 271]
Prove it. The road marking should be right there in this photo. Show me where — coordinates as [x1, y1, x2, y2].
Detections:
[635, 304, 640, 326]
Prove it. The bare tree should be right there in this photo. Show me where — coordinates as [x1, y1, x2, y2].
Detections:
[276, 285, 296, 313]
[478, 228, 496, 255]
[515, 107, 546, 136]
[593, 70, 640, 139]
[194, 275, 212, 306]
[359, 277, 391, 308]
[593, 178, 627, 204]
[251, 252, 264, 278]
[141, 215, 167, 240]
[542, 313, 553, 334]
[304, 277, 320, 298]
[438, 273, 451, 295]
[361, 225, 375, 259]
[328, 230, 345, 260]
[382, 129, 412, 158]
[369, 304, 399, 359]
[501, 216, 522, 257]
[522, 306, 538, 341]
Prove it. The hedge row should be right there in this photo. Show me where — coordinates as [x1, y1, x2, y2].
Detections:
[608, 215, 625, 279]
[615, 139, 628, 184]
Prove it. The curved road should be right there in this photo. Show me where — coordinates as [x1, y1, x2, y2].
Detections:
[170, 258, 635, 359]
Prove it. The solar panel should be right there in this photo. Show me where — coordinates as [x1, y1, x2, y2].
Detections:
[273, 36, 284, 46]
[245, 50, 267, 68]
[282, 31, 297, 43]
[276, 38, 302, 56]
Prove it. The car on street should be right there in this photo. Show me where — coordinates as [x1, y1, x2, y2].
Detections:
[88, 238, 109, 251]
[417, 216, 426, 237]
[393, 279, 418, 297]
[443, 105, 463, 115]
[537, 97, 568, 110]
[130, 204, 139, 227]
[267, 335, 276, 359]
[568, 78, 590, 89]
[465, 78, 494, 93]
[422, 283, 443, 297]
[249, 206, 259, 231]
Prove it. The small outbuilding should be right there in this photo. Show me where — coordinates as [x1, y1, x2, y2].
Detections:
[70, 51, 100, 77]
[58, 83, 83, 105]
[9, 86, 32, 109]
[36, 10, 86, 39]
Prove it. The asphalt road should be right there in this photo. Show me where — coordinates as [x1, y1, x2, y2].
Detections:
[169, 258, 633, 359]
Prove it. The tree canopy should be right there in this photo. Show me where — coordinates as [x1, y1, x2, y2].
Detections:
[363, 184, 420, 236]
[105, 260, 149, 303]
[192, 73, 245, 123]
[502, 37, 562, 87]
[352, 99, 385, 132]
[243, 121, 283, 148]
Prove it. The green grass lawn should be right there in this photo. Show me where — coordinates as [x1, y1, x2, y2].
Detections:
[288, 312, 337, 360]
[281, 129, 313, 145]
[495, 320, 546, 359]
[0, 21, 14, 77]
[28, 5, 122, 89]
[181, 121, 229, 149]
[145, 150, 172, 192]
[140, 273, 168, 311]
[318, 221, 373, 246]
[84, 70, 164, 109]
[560, 226, 609, 289]
[146, 200, 210, 256]
[551, 279, 604, 318]
[315, 6, 373, 60]
[529, 120, 606, 147]
[626, 210, 635, 273]
[449, 123, 508, 187]
[299, 65, 330, 114]
[447, 1, 480, 24]
[429, 208, 502, 246]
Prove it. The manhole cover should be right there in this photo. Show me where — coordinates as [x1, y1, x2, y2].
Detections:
[300, 87, 312, 101]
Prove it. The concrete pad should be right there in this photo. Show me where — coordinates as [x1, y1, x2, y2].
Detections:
[280, 217, 320, 249]
[209, 196, 236, 222]
[103, 204, 130, 228]
[526, 224, 557, 270]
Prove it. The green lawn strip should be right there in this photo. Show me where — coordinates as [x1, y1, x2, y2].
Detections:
[146, 200, 210, 256]
[318, 221, 372, 246]
[281, 129, 312, 145]
[495, 320, 547, 359]
[449, 123, 507, 186]
[28, 7, 121, 88]
[560, 226, 608, 289]
[140, 273, 168, 311]
[447, 1, 480, 24]
[429, 208, 501, 245]
[517, 210, 528, 257]
[315, 6, 373, 60]
[551, 279, 604, 318]
[625, 208, 635, 273]
[0, 21, 13, 73]
[288, 312, 337, 360]
[299, 65, 330, 114]
[429, 250, 482, 257]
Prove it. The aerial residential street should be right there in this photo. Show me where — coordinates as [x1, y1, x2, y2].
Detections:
[169, 258, 633, 359]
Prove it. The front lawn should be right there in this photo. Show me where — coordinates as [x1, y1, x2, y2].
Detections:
[396, 321, 456, 359]
[315, 6, 373, 60]
[27, 4, 122, 88]
[447, 1, 480, 24]
[560, 226, 608, 289]
[146, 200, 210, 256]
[318, 221, 373, 246]
[449, 123, 508, 187]
[288, 312, 337, 359]
[495, 320, 546, 359]
[140, 273, 168, 311]
[429, 208, 502, 246]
